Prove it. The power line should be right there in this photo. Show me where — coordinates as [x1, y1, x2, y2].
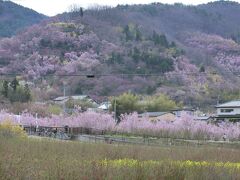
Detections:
[0, 71, 240, 78]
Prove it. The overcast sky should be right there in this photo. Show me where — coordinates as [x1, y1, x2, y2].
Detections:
[10, 0, 236, 16]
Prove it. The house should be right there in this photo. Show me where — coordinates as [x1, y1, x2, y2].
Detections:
[194, 116, 213, 122]
[171, 107, 195, 118]
[98, 101, 111, 111]
[215, 100, 240, 122]
[53, 96, 70, 104]
[53, 95, 98, 106]
[138, 112, 176, 122]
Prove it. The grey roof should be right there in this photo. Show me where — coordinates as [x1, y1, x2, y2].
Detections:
[71, 95, 88, 100]
[194, 116, 212, 121]
[139, 112, 173, 117]
[171, 107, 195, 111]
[216, 100, 240, 108]
[53, 96, 69, 101]
[53, 95, 89, 101]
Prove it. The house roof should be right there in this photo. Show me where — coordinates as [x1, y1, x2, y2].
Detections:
[53, 95, 89, 101]
[171, 107, 195, 111]
[139, 112, 173, 117]
[53, 96, 69, 101]
[194, 116, 212, 121]
[98, 102, 111, 110]
[216, 100, 240, 108]
[71, 95, 89, 100]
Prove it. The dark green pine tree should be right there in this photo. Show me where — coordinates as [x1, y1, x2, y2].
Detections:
[10, 77, 19, 92]
[152, 31, 169, 48]
[135, 28, 142, 41]
[2, 80, 8, 98]
[159, 34, 169, 48]
[80, 7, 84, 17]
[152, 31, 160, 44]
[124, 25, 131, 41]
[199, 65, 205, 73]
[24, 84, 31, 102]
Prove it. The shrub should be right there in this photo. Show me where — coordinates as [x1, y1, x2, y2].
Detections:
[143, 94, 178, 112]
[0, 119, 26, 138]
[47, 104, 62, 115]
[110, 93, 142, 121]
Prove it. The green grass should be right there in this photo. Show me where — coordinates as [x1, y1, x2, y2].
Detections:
[0, 135, 240, 179]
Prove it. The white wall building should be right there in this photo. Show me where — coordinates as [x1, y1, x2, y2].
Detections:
[215, 100, 240, 122]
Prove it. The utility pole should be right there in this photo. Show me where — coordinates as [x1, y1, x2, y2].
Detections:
[35, 113, 38, 124]
[63, 82, 66, 114]
[114, 98, 117, 123]
[217, 94, 220, 105]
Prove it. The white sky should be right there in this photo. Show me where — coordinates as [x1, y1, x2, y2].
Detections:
[10, 0, 237, 16]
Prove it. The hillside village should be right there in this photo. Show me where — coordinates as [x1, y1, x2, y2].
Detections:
[49, 95, 240, 123]
[1, 77, 239, 122]
[2, 80, 239, 122]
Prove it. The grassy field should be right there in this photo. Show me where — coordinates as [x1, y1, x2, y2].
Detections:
[0, 135, 240, 180]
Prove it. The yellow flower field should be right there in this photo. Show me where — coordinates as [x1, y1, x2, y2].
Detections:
[99, 158, 240, 170]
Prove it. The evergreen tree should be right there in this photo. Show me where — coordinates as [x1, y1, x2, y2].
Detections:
[80, 7, 84, 17]
[159, 34, 169, 48]
[24, 84, 31, 102]
[199, 65, 205, 73]
[135, 28, 142, 41]
[152, 31, 169, 48]
[132, 47, 141, 62]
[124, 25, 131, 41]
[2, 80, 8, 98]
[152, 31, 160, 44]
[170, 41, 176, 47]
[109, 52, 123, 64]
[10, 77, 19, 92]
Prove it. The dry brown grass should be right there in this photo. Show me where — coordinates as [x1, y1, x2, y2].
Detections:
[0, 135, 240, 179]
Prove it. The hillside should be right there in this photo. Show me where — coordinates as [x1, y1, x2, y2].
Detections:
[0, 1, 240, 107]
[0, 0, 46, 37]
[80, 1, 240, 41]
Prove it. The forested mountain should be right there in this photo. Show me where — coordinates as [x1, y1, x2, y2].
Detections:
[0, 1, 240, 107]
[0, 0, 46, 37]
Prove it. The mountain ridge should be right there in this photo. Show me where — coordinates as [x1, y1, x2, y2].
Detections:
[0, 0, 47, 37]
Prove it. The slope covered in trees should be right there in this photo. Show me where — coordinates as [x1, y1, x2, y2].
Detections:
[0, 1, 240, 107]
